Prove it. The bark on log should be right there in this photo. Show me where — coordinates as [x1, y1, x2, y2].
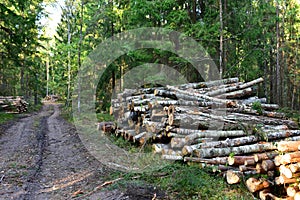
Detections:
[260, 103, 280, 111]
[256, 163, 267, 174]
[244, 159, 256, 166]
[228, 156, 254, 166]
[178, 77, 239, 89]
[133, 132, 153, 145]
[170, 137, 187, 148]
[152, 143, 170, 154]
[185, 130, 246, 143]
[196, 135, 258, 149]
[193, 143, 277, 158]
[206, 77, 263, 97]
[183, 157, 228, 165]
[143, 121, 166, 133]
[239, 165, 255, 172]
[262, 160, 276, 171]
[216, 87, 256, 99]
[246, 177, 270, 193]
[254, 152, 278, 162]
[166, 85, 239, 108]
[161, 155, 183, 161]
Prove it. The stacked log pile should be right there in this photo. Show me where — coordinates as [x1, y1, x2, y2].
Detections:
[105, 77, 300, 199]
[0, 96, 28, 113]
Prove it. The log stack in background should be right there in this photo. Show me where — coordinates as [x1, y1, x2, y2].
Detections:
[0, 96, 28, 113]
[103, 77, 300, 199]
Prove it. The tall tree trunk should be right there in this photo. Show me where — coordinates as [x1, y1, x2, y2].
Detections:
[77, 0, 84, 113]
[276, 0, 281, 105]
[66, 7, 72, 107]
[219, 0, 223, 78]
[46, 57, 49, 97]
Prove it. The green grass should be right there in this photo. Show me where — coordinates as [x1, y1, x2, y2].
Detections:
[106, 162, 253, 199]
[96, 112, 114, 122]
[0, 112, 15, 124]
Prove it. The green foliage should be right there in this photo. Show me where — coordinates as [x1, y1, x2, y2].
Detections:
[96, 113, 115, 122]
[0, 113, 15, 124]
[252, 101, 263, 115]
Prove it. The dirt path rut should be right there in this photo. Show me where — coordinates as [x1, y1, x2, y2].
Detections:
[0, 103, 122, 200]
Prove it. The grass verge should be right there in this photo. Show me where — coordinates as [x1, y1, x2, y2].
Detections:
[0, 113, 15, 124]
[106, 162, 253, 199]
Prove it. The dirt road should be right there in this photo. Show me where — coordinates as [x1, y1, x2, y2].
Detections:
[0, 103, 157, 200]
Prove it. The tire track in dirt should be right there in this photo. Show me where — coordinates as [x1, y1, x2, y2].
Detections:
[0, 103, 166, 200]
[0, 103, 113, 199]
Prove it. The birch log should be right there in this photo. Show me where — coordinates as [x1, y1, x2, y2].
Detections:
[193, 143, 277, 158]
[185, 130, 246, 143]
[183, 157, 228, 165]
[206, 77, 263, 97]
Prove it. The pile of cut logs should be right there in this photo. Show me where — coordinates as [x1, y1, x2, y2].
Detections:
[0, 96, 28, 113]
[104, 77, 300, 199]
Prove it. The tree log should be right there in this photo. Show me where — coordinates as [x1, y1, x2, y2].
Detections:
[277, 152, 300, 165]
[279, 165, 293, 179]
[185, 130, 246, 143]
[275, 174, 300, 185]
[262, 160, 276, 171]
[161, 155, 183, 161]
[216, 87, 256, 99]
[294, 192, 300, 200]
[254, 152, 278, 162]
[193, 143, 277, 158]
[287, 185, 299, 197]
[289, 163, 300, 173]
[277, 141, 300, 152]
[246, 177, 270, 193]
[133, 132, 153, 145]
[152, 143, 170, 154]
[226, 170, 241, 184]
[206, 77, 263, 97]
[183, 157, 228, 165]
[178, 77, 239, 90]
[256, 163, 267, 174]
[228, 156, 254, 166]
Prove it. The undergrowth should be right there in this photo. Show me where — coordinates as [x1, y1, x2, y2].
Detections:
[106, 162, 254, 199]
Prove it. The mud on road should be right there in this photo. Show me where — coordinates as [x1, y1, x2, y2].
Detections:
[0, 103, 166, 200]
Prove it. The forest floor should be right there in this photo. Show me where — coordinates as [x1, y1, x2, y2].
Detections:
[0, 102, 166, 200]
